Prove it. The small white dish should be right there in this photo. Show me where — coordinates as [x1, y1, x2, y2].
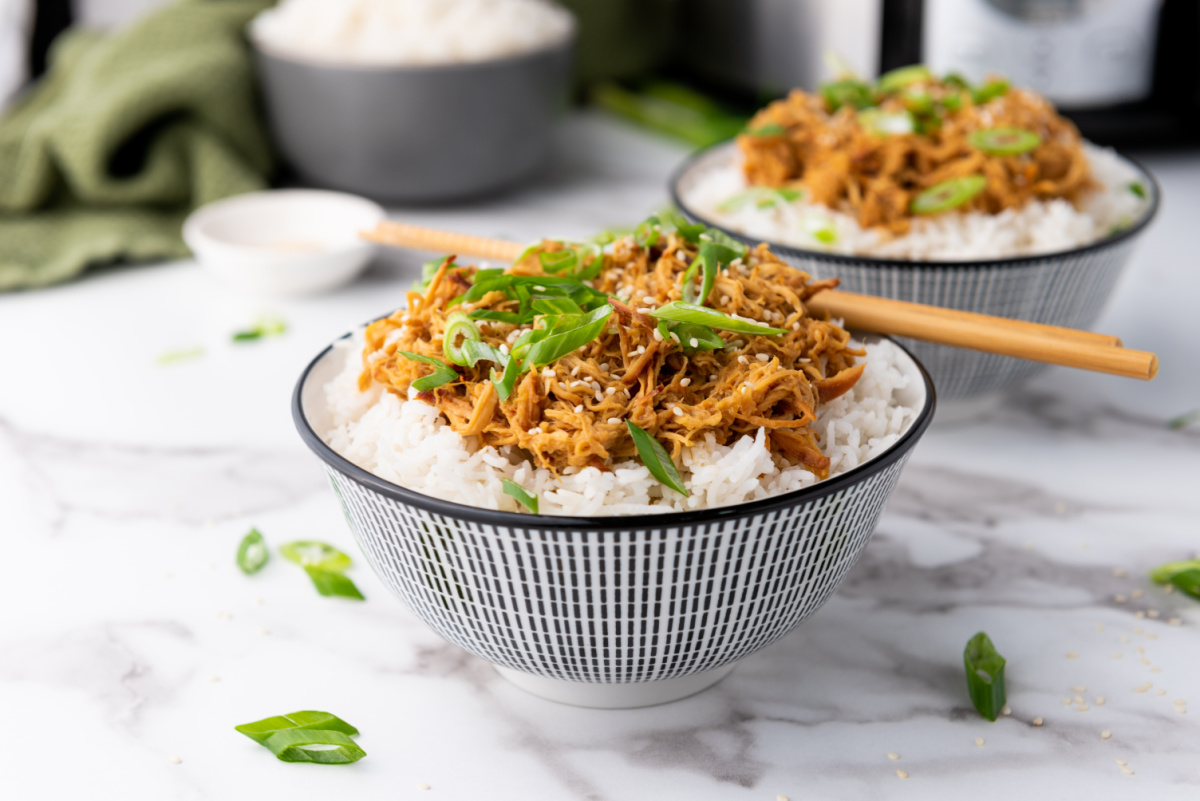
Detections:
[183, 189, 385, 297]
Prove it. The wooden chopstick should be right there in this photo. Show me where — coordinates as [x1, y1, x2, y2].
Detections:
[363, 221, 1158, 382]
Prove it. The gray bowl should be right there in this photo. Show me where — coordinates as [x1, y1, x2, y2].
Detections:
[251, 36, 574, 203]
[672, 142, 1160, 411]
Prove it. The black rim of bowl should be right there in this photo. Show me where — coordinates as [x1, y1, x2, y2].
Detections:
[669, 140, 1161, 269]
[292, 323, 936, 532]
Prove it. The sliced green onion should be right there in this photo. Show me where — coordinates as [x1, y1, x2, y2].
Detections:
[232, 316, 287, 343]
[279, 541, 352, 573]
[910, 175, 987, 214]
[941, 92, 964, 111]
[304, 567, 365, 601]
[236, 528, 269, 575]
[1149, 559, 1200, 600]
[532, 297, 584, 316]
[698, 229, 751, 259]
[522, 305, 613, 367]
[236, 711, 359, 744]
[1168, 408, 1200, 430]
[414, 255, 454, 291]
[858, 108, 915, 136]
[626, 421, 688, 497]
[398, 351, 458, 391]
[469, 309, 522, 324]
[538, 249, 578, 274]
[745, 122, 786, 137]
[442, 310, 482, 366]
[649, 301, 787, 335]
[943, 72, 971, 91]
[459, 339, 509, 370]
[813, 227, 837, 244]
[501, 479, 538, 514]
[717, 187, 803, 213]
[964, 632, 1007, 722]
[878, 64, 933, 93]
[1128, 181, 1147, 199]
[157, 347, 205, 365]
[972, 78, 1010, 105]
[634, 216, 661, 248]
[968, 127, 1040, 155]
[681, 243, 718, 305]
[263, 729, 366, 764]
[901, 87, 934, 114]
[671, 322, 723, 351]
[820, 78, 875, 111]
[1168, 569, 1200, 600]
[491, 354, 524, 402]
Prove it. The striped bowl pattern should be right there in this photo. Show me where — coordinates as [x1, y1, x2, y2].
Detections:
[295, 333, 935, 686]
[672, 143, 1159, 402]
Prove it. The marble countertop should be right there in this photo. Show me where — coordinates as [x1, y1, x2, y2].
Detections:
[2, 112, 1198, 800]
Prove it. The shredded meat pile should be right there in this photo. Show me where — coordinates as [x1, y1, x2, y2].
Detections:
[739, 78, 1093, 233]
[360, 237, 864, 477]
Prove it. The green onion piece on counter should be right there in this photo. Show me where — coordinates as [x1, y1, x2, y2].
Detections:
[877, 64, 933, 93]
[649, 301, 787, 335]
[1149, 559, 1200, 600]
[626, 421, 688, 496]
[236, 711, 359, 744]
[820, 79, 875, 111]
[157, 347, 205, 365]
[590, 81, 748, 148]
[263, 729, 366, 765]
[501, 479, 539, 514]
[236, 528, 269, 575]
[858, 108, 915, 136]
[279, 541, 352, 573]
[539, 249, 578, 274]
[304, 567, 365, 600]
[442, 310, 482, 366]
[910, 175, 987, 214]
[1168, 408, 1200, 430]
[397, 351, 458, 391]
[972, 78, 1010, 105]
[746, 122, 786, 137]
[964, 632, 1007, 721]
[1128, 182, 1147, 199]
[968, 127, 1041, 156]
[232, 316, 288, 343]
[522, 305, 613, 367]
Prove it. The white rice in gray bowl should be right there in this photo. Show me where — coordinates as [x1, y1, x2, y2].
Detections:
[318, 333, 921, 517]
[680, 142, 1151, 261]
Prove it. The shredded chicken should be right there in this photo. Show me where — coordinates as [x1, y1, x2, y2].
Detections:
[361, 236, 862, 477]
[739, 79, 1094, 234]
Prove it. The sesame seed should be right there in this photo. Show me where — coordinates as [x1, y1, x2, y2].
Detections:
[260, 628, 271, 636]
[1113, 568, 1128, 577]
[709, 374, 718, 382]
[1073, 695, 1084, 703]
[1176, 706, 1188, 715]
[792, 322, 800, 331]
[637, 307, 654, 314]
[570, 365, 580, 376]
[887, 753, 899, 760]
[1096, 624, 1105, 632]
[1133, 627, 1143, 635]
[680, 378, 691, 387]
[600, 363, 610, 371]
[1032, 717, 1044, 726]
[607, 417, 621, 425]
[590, 381, 602, 392]
[777, 796, 789, 801]
[1096, 696, 1106, 705]
[1134, 611, 1145, 619]
[1002, 705, 1011, 716]
[1131, 589, 1144, 599]
[574, 405, 583, 413]
[672, 406, 683, 416]
[1121, 635, 1130, 643]
[417, 782, 431, 790]
[254, 597, 264, 606]
[1168, 617, 1182, 626]
[1116, 759, 1127, 766]
[1156, 689, 1167, 696]
[756, 353, 770, 362]
[738, 355, 749, 364]
[721, 295, 730, 305]
[643, 295, 656, 304]
[168, 756, 182, 765]
[1120, 766, 1134, 775]
[1077, 704, 1089, 711]
[975, 738, 984, 746]
[1073, 685, 1086, 692]
[1101, 730, 1112, 739]
[1067, 651, 1079, 659]
[653, 328, 664, 342]
[1141, 657, 1151, 665]
[533, 285, 546, 291]
[1134, 682, 1152, 693]
[207, 675, 221, 683]
[499, 343, 510, 355]
[605, 386, 616, 395]
[528, 427, 541, 436]
[690, 338, 699, 347]
[1114, 652, 1123, 659]
[594, 392, 603, 403]
[216, 611, 232, 621]
[636, 345, 646, 354]
[669, 332, 681, 344]
[1175, 699, 1187, 706]
[542, 368, 555, 378]
[1062, 697, 1072, 705]
[896, 770, 908, 780]
[1114, 594, 1128, 603]
[1147, 609, 1160, 618]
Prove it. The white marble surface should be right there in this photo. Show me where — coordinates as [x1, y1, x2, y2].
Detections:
[2, 112, 1199, 800]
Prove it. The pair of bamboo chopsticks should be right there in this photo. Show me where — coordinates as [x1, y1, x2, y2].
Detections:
[362, 221, 1158, 381]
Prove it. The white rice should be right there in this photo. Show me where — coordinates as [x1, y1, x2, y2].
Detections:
[681, 143, 1150, 261]
[251, 0, 574, 66]
[319, 334, 920, 516]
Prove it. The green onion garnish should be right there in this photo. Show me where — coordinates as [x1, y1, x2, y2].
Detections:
[263, 729, 366, 764]
[397, 351, 458, 391]
[626, 421, 688, 496]
[538, 249, 578, 274]
[1168, 408, 1200, 429]
[1149, 559, 1200, 600]
[910, 175, 987, 214]
[304, 567, 365, 600]
[236, 711, 359, 744]
[972, 78, 1010, 105]
[746, 122, 786, 137]
[671, 321, 724, 351]
[521, 305, 613, 367]
[501, 478, 539, 514]
[442, 310, 482, 366]
[491, 354, 523, 402]
[964, 632, 1007, 721]
[236, 528, 269, 575]
[1128, 182, 1147, 199]
[232, 316, 287, 343]
[858, 108, 915, 136]
[681, 242, 725, 305]
[280, 541, 352, 572]
[813, 227, 837, 245]
[649, 301, 787, 335]
[717, 187, 803, 213]
[877, 64, 933, 93]
[820, 78, 875, 111]
[156, 347, 204, 365]
[968, 127, 1040, 156]
[414, 255, 455, 291]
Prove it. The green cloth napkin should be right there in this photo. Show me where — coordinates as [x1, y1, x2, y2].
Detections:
[0, 0, 274, 291]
